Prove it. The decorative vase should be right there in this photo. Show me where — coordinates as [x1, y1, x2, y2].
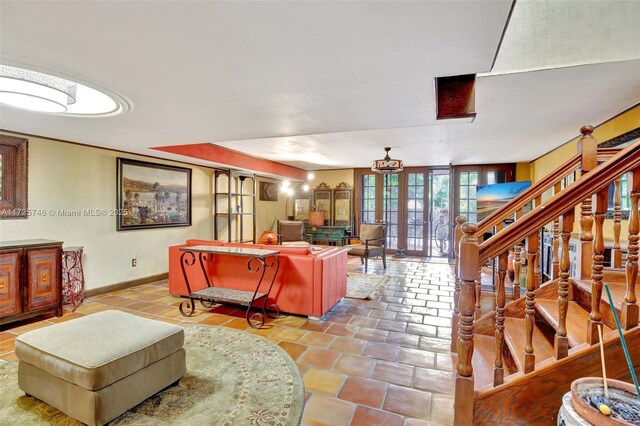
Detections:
[309, 212, 324, 226]
[258, 230, 278, 245]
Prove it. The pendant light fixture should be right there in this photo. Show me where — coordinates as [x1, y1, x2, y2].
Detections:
[371, 147, 404, 174]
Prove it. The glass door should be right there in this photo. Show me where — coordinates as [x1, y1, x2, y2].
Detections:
[427, 168, 451, 258]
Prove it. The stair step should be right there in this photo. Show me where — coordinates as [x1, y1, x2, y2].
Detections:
[575, 279, 634, 310]
[535, 298, 612, 347]
[504, 317, 554, 372]
[472, 334, 496, 391]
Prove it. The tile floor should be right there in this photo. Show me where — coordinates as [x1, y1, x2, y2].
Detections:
[0, 257, 456, 426]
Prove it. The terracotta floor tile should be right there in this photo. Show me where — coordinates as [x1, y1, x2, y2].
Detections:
[303, 368, 347, 395]
[406, 323, 438, 337]
[329, 336, 367, 355]
[0, 352, 17, 362]
[435, 352, 454, 372]
[273, 315, 308, 328]
[348, 316, 379, 328]
[198, 314, 232, 326]
[354, 327, 388, 342]
[376, 319, 407, 332]
[422, 315, 453, 327]
[271, 327, 306, 342]
[221, 318, 249, 330]
[123, 301, 155, 311]
[334, 354, 376, 377]
[383, 385, 432, 419]
[323, 312, 354, 324]
[325, 323, 358, 337]
[245, 324, 280, 336]
[419, 337, 451, 354]
[300, 319, 331, 332]
[298, 331, 336, 347]
[140, 304, 175, 315]
[369, 309, 397, 320]
[362, 342, 399, 361]
[431, 393, 454, 425]
[0, 338, 16, 353]
[301, 394, 356, 426]
[398, 348, 436, 369]
[279, 341, 308, 360]
[372, 360, 414, 387]
[0, 332, 18, 342]
[350, 405, 404, 426]
[386, 331, 420, 348]
[338, 377, 387, 407]
[298, 348, 340, 369]
[413, 368, 455, 394]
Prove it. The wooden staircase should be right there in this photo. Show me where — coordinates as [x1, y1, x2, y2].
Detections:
[452, 127, 640, 425]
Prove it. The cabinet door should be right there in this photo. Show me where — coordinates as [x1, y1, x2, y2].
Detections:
[26, 248, 60, 310]
[0, 251, 21, 317]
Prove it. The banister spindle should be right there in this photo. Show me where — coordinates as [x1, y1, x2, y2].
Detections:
[524, 231, 539, 373]
[578, 125, 598, 280]
[555, 209, 575, 359]
[613, 178, 623, 269]
[452, 216, 467, 351]
[552, 183, 561, 280]
[587, 186, 609, 345]
[621, 168, 639, 330]
[454, 223, 479, 425]
[513, 243, 523, 299]
[494, 250, 508, 385]
[475, 233, 483, 320]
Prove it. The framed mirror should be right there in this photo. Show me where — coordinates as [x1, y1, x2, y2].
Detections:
[313, 182, 332, 225]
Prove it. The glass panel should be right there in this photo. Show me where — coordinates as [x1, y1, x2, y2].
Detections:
[408, 227, 415, 237]
[470, 172, 478, 185]
[460, 172, 469, 185]
[417, 174, 424, 185]
[468, 214, 477, 223]
[459, 200, 469, 212]
[460, 186, 468, 199]
[408, 186, 416, 198]
[469, 200, 477, 211]
[408, 174, 416, 185]
[469, 186, 477, 198]
[487, 171, 496, 185]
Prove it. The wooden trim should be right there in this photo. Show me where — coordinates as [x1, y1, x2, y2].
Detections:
[84, 272, 168, 298]
[479, 141, 640, 262]
[0, 135, 28, 219]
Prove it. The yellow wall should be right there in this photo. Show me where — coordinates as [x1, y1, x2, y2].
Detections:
[515, 162, 531, 182]
[532, 105, 640, 182]
[531, 105, 639, 241]
[0, 133, 214, 291]
[255, 177, 287, 236]
[310, 169, 354, 188]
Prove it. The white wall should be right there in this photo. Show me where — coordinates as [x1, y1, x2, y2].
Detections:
[0, 133, 214, 291]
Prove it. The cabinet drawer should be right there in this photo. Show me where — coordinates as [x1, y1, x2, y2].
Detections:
[26, 248, 60, 310]
[0, 252, 21, 316]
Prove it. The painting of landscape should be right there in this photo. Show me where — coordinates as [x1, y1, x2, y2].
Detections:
[476, 181, 531, 221]
[117, 158, 191, 230]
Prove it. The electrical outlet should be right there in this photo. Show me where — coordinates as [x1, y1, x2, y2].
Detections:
[132, 258, 137, 267]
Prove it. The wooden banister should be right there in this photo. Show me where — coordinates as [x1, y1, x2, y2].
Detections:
[621, 167, 639, 330]
[478, 141, 640, 264]
[524, 231, 539, 373]
[613, 178, 623, 268]
[476, 154, 581, 235]
[452, 216, 467, 351]
[587, 186, 609, 345]
[555, 209, 574, 359]
[494, 250, 508, 385]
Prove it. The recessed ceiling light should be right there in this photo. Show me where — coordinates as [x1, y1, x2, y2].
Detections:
[0, 64, 128, 116]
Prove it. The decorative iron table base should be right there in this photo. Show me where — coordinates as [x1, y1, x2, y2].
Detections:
[178, 245, 280, 328]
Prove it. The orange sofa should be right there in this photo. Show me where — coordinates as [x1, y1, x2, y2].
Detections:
[168, 239, 348, 317]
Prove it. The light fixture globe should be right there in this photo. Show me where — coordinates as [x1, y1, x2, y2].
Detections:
[0, 64, 127, 116]
[371, 147, 404, 174]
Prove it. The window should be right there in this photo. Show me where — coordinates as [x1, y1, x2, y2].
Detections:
[361, 174, 376, 224]
[0, 135, 28, 219]
[458, 171, 478, 223]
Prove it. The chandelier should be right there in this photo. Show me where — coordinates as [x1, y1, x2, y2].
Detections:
[371, 147, 404, 174]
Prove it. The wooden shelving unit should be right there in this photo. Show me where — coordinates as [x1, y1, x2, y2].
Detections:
[214, 170, 256, 243]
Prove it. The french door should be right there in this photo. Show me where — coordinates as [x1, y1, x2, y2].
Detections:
[355, 167, 429, 256]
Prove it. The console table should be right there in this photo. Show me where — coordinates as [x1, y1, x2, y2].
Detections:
[305, 225, 350, 246]
[178, 245, 280, 328]
[0, 239, 63, 325]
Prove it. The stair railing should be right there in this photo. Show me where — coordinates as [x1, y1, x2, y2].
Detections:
[453, 128, 639, 426]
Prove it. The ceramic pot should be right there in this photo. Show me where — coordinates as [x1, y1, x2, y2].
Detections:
[258, 231, 278, 245]
[570, 377, 639, 425]
[309, 212, 324, 226]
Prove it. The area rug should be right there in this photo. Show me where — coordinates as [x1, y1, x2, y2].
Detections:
[346, 272, 391, 299]
[0, 325, 304, 426]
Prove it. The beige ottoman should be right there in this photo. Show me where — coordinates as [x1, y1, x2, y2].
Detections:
[15, 310, 186, 426]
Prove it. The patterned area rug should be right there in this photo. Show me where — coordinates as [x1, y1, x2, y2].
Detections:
[0, 325, 304, 426]
[346, 272, 391, 299]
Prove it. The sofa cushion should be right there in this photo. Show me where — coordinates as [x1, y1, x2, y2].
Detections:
[15, 310, 184, 391]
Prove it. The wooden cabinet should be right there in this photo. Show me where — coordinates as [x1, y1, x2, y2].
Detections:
[0, 239, 63, 326]
[304, 225, 350, 245]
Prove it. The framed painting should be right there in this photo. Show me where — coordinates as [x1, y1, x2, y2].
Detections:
[117, 158, 191, 230]
[259, 181, 278, 201]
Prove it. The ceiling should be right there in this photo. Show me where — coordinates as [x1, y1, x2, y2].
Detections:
[0, 1, 638, 174]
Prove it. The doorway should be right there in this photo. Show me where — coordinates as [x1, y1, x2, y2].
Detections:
[427, 168, 451, 258]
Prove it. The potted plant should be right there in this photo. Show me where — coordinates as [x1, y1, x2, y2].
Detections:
[308, 202, 325, 226]
[258, 215, 278, 245]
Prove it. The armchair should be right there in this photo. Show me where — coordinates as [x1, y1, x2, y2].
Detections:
[277, 220, 312, 246]
[345, 223, 387, 273]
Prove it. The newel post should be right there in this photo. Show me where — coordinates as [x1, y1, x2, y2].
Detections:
[578, 125, 598, 280]
[621, 168, 639, 329]
[452, 216, 467, 352]
[454, 223, 479, 426]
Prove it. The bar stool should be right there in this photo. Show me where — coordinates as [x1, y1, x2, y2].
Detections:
[62, 246, 85, 312]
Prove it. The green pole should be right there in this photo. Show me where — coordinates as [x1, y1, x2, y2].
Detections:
[604, 283, 640, 399]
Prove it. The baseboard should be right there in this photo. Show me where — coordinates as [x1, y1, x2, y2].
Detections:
[84, 273, 169, 298]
